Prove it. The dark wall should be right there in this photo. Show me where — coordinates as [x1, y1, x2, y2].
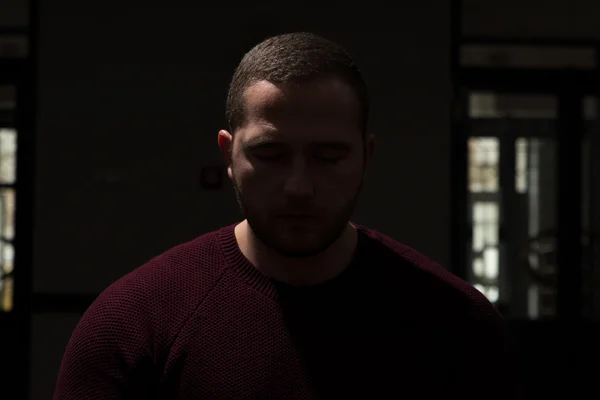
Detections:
[0, 0, 29, 27]
[30, 2, 451, 399]
[463, 0, 600, 38]
[32, 4, 452, 293]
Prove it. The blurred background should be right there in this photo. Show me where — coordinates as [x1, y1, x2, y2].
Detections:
[0, 0, 599, 398]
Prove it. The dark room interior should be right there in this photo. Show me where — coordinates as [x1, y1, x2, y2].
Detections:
[1, 0, 599, 398]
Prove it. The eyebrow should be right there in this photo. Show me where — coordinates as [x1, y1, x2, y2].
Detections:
[243, 136, 352, 152]
[242, 135, 286, 151]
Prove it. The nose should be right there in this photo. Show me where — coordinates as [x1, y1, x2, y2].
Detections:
[283, 159, 314, 199]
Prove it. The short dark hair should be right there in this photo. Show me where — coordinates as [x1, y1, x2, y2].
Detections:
[226, 32, 369, 135]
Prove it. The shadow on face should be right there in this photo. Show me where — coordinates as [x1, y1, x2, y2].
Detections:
[220, 78, 374, 258]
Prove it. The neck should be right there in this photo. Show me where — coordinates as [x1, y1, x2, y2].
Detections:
[234, 220, 358, 286]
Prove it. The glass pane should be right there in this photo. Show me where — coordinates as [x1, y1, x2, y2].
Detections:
[461, 45, 596, 70]
[0, 188, 15, 240]
[474, 284, 500, 303]
[0, 240, 13, 313]
[0, 128, 17, 183]
[467, 92, 558, 319]
[3, 242, 13, 274]
[470, 200, 500, 288]
[1, 275, 14, 312]
[468, 137, 499, 192]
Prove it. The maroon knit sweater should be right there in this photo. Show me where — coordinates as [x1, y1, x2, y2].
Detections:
[54, 223, 518, 399]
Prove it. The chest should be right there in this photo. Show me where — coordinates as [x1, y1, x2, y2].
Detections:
[158, 295, 454, 399]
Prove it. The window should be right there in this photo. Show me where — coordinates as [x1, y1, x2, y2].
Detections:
[468, 137, 500, 303]
[466, 91, 560, 317]
[0, 117, 17, 312]
[469, 137, 499, 193]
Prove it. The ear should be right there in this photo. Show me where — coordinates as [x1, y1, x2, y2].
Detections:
[217, 130, 234, 180]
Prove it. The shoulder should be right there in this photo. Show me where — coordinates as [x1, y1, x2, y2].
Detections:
[354, 225, 518, 396]
[79, 226, 232, 352]
[356, 224, 503, 326]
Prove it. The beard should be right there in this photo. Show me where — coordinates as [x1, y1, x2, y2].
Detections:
[231, 173, 364, 259]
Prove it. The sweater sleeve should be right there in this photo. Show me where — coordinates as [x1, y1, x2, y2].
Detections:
[452, 300, 523, 399]
[53, 283, 157, 400]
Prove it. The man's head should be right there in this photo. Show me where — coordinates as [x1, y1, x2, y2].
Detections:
[218, 32, 374, 258]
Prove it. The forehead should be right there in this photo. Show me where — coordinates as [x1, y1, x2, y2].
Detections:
[238, 78, 361, 143]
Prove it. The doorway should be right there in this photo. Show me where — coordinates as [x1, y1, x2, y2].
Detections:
[453, 39, 600, 396]
[463, 91, 600, 318]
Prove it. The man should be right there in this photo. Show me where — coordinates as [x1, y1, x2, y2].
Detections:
[55, 32, 519, 399]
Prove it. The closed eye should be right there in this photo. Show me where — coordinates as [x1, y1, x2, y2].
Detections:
[254, 153, 285, 161]
[246, 142, 287, 162]
[313, 149, 348, 163]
